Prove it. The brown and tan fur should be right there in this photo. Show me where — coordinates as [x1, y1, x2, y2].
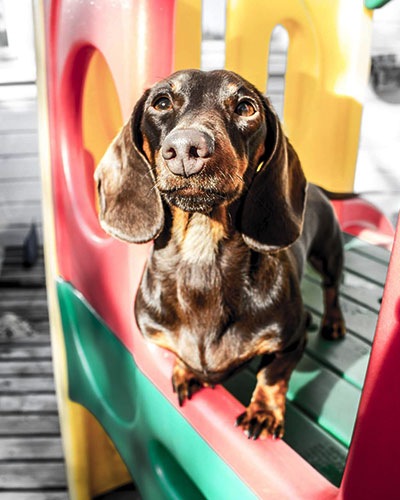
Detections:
[94, 69, 345, 440]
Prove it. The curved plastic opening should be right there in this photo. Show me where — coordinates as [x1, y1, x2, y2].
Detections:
[82, 50, 123, 175]
[82, 49, 123, 230]
[60, 46, 123, 241]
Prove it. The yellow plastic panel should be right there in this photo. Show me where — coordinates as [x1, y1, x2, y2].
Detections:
[225, 0, 373, 191]
[174, 0, 202, 71]
[82, 50, 123, 168]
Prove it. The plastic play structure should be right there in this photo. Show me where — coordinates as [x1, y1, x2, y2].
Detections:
[34, 0, 400, 498]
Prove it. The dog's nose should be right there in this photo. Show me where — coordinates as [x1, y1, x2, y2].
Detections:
[161, 128, 214, 177]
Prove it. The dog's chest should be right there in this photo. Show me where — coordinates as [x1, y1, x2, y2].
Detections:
[137, 212, 287, 377]
[176, 212, 224, 266]
[174, 213, 225, 314]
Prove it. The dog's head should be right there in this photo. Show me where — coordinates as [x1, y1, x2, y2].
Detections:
[95, 69, 307, 251]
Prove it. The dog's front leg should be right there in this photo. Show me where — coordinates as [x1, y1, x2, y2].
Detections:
[172, 358, 207, 407]
[236, 338, 306, 440]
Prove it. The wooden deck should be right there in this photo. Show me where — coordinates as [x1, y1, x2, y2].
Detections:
[0, 83, 42, 248]
[0, 247, 140, 500]
[0, 246, 68, 499]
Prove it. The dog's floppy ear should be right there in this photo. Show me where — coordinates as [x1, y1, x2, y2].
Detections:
[94, 90, 164, 243]
[240, 97, 307, 253]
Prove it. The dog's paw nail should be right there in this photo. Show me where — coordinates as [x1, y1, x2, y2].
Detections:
[235, 412, 246, 427]
[252, 424, 264, 440]
[177, 386, 185, 407]
[273, 425, 282, 440]
[248, 418, 257, 439]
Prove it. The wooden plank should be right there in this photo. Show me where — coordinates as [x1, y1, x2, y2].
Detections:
[0, 225, 44, 247]
[3, 246, 44, 262]
[30, 321, 49, 335]
[0, 377, 55, 393]
[0, 361, 53, 376]
[0, 463, 67, 489]
[0, 253, 45, 284]
[0, 335, 50, 345]
[0, 296, 48, 310]
[0, 437, 63, 460]
[0, 201, 42, 226]
[0, 289, 47, 302]
[0, 157, 40, 179]
[0, 306, 49, 322]
[0, 415, 60, 435]
[0, 493, 68, 500]
[0, 311, 49, 344]
[0, 133, 38, 156]
[0, 107, 38, 132]
[0, 85, 37, 103]
[0, 263, 45, 275]
[0, 303, 48, 317]
[2, 247, 44, 270]
[0, 180, 42, 203]
[0, 394, 57, 413]
[0, 346, 52, 360]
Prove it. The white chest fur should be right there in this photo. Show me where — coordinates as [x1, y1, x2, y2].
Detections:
[181, 214, 218, 264]
[180, 213, 224, 265]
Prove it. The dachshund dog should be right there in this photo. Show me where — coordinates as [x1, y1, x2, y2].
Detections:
[95, 69, 345, 440]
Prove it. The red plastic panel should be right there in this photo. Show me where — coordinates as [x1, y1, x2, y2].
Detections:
[43, 0, 175, 352]
[340, 217, 400, 499]
[332, 198, 394, 250]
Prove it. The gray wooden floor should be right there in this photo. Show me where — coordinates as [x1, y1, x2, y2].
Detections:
[0, 83, 42, 248]
[0, 247, 141, 499]
[0, 246, 68, 499]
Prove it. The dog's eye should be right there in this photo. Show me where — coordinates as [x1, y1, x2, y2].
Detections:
[153, 96, 173, 111]
[235, 100, 256, 117]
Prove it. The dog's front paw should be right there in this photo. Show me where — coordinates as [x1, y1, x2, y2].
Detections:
[235, 402, 284, 441]
[172, 362, 204, 407]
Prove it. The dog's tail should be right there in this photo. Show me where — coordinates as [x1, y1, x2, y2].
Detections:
[318, 186, 359, 200]
[318, 186, 400, 200]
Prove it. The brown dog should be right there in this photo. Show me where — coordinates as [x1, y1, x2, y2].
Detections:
[95, 69, 345, 440]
